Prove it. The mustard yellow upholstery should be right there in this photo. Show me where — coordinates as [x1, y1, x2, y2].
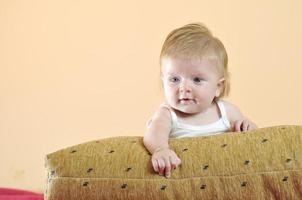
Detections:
[45, 125, 302, 200]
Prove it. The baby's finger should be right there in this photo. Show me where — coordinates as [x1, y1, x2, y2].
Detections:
[176, 157, 182, 166]
[164, 157, 172, 178]
[231, 121, 237, 132]
[248, 122, 257, 130]
[169, 156, 177, 170]
[242, 120, 249, 131]
[151, 159, 159, 172]
[234, 120, 243, 132]
[170, 156, 181, 169]
[157, 159, 165, 176]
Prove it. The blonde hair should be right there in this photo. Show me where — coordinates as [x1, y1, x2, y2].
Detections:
[160, 22, 230, 98]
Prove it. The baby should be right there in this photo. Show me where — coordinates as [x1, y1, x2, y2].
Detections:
[143, 23, 257, 178]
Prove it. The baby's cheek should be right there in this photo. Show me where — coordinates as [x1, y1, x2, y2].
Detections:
[165, 94, 175, 104]
[164, 88, 176, 97]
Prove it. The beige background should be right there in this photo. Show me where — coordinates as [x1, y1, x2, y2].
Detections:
[1, 0, 301, 192]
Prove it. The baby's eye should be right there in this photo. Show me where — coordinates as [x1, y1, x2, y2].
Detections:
[169, 77, 180, 83]
[193, 77, 204, 83]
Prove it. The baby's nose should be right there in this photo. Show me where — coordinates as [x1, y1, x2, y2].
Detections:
[179, 82, 192, 93]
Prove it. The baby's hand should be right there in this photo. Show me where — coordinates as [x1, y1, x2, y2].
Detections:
[232, 118, 257, 132]
[151, 147, 181, 178]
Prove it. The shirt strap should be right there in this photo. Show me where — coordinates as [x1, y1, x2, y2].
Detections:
[160, 102, 177, 127]
[216, 100, 231, 128]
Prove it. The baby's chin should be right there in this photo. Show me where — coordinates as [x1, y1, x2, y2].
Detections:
[172, 104, 201, 115]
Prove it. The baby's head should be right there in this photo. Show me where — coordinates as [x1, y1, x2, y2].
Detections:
[160, 23, 230, 114]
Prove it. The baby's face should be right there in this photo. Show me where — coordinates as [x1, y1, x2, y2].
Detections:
[161, 57, 224, 114]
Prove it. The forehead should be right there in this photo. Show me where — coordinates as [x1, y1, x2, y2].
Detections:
[161, 57, 219, 76]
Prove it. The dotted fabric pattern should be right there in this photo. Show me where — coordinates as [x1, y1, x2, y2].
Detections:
[45, 125, 302, 200]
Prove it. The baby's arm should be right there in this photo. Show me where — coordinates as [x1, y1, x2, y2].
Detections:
[143, 105, 181, 178]
[224, 101, 257, 132]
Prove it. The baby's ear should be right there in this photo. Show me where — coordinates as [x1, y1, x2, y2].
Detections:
[217, 77, 225, 88]
[215, 78, 225, 97]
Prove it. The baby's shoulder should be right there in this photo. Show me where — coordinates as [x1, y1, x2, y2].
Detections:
[220, 100, 237, 110]
[219, 100, 243, 121]
[146, 103, 172, 127]
[154, 103, 172, 119]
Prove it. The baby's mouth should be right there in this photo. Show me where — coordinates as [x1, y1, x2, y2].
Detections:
[179, 98, 195, 104]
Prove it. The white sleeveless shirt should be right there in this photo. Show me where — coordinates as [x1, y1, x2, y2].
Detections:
[164, 100, 231, 138]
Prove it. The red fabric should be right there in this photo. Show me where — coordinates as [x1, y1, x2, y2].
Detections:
[0, 188, 43, 200]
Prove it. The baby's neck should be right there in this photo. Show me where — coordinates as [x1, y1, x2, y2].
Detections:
[172, 102, 220, 126]
[174, 102, 216, 119]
